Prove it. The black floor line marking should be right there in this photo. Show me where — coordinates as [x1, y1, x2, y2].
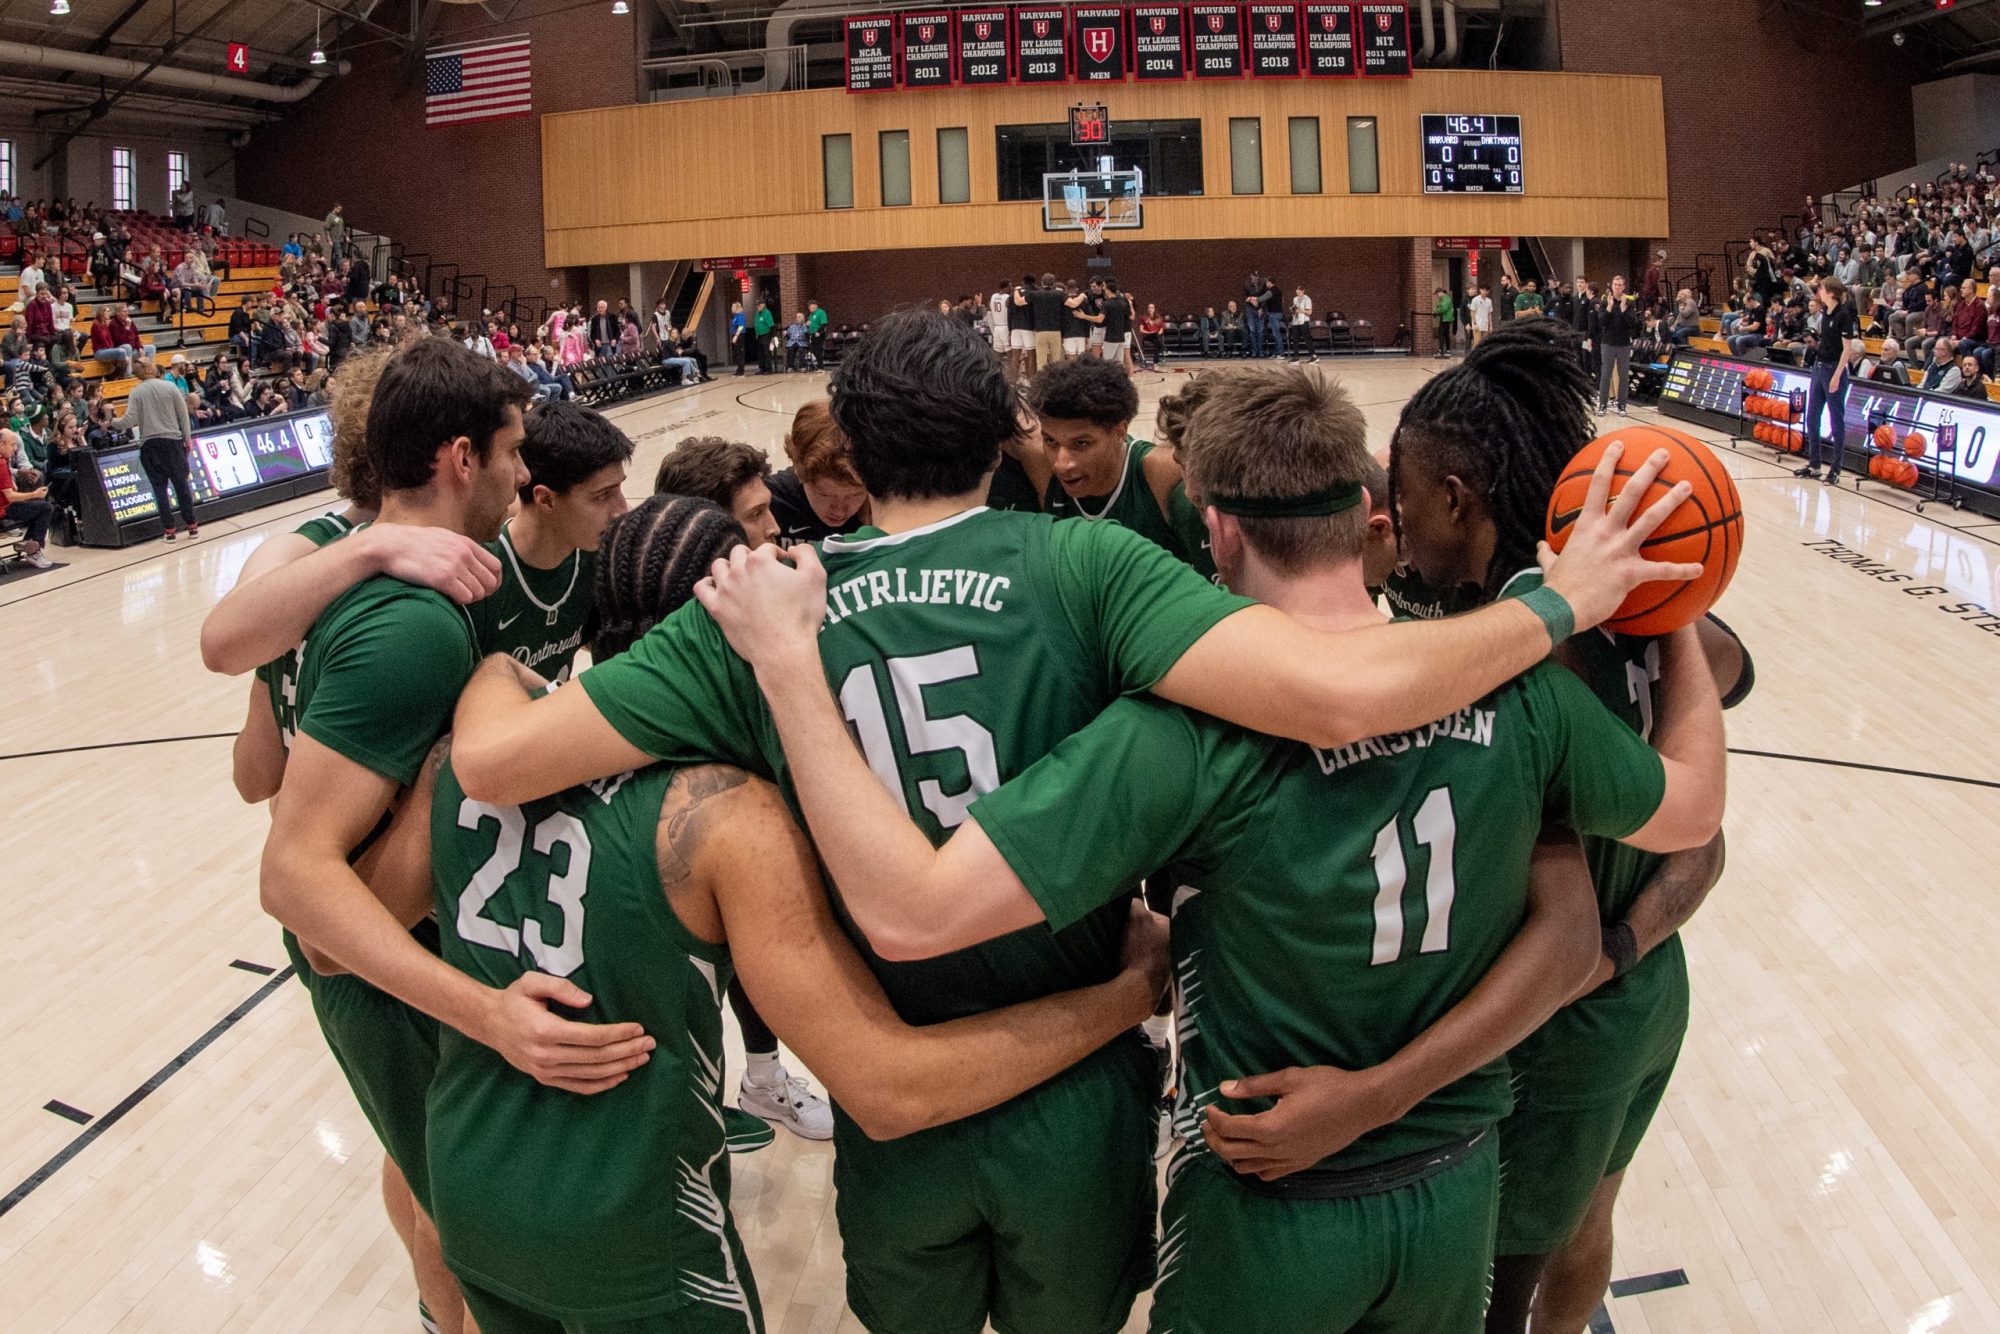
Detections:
[1588, 1303, 1616, 1333]
[42, 1101, 91, 1125]
[228, 960, 277, 975]
[0, 965, 296, 1219]
[1610, 1269, 1690, 1298]
[0, 732, 235, 763]
[1731, 746, 2000, 791]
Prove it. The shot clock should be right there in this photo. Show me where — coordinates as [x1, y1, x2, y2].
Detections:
[1069, 103, 1110, 145]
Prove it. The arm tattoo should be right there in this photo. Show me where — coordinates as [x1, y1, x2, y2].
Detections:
[1626, 832, 1726, 956]
[656, 765, 751, 889]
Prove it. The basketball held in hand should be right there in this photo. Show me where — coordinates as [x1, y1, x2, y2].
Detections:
[1544, 425, 1745, 638]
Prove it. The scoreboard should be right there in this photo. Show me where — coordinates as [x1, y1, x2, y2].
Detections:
[1421, 114, 1523, 194]
[74, 407, 336, 547]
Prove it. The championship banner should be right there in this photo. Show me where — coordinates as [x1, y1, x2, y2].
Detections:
[1356, 2, 1411, 76]
[844, 15, 896, 91]
[1302, 2, 1355, 76]
[1247, 3, 1300, 76]
[1073, 6, 1127, 81]
[1015, 6, 1069, 82]
[1190, 3, 1244, 77]
[957, 8, 1011, 84]
[1133, 5, 1187, 80]
[899, 11, 955, 87]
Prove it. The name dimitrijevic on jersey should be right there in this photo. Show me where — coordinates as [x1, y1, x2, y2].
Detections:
[1312, 704, 1499, 775]
[822, 566, 1012, 626]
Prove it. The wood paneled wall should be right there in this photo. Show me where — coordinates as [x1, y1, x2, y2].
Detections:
[543, 70, 1666, 267]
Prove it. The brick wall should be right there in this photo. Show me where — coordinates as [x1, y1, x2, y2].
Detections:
[789, 237, 1412, 347]
[1557, 0, 1918, 285]
[235, 0, 634, 308]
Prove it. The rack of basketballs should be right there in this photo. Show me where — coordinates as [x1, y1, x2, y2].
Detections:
[1737, 368, 1807, 458]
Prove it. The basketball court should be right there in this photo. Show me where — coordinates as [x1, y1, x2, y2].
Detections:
[4, 362, 1999, 1332]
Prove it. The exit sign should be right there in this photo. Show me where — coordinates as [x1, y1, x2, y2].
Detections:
[226, 43, 248, 73]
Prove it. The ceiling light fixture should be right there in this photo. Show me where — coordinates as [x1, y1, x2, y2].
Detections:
[310, 10, 327, 65]
[612, 1, 631, 13]
[50, 0, 70, 15]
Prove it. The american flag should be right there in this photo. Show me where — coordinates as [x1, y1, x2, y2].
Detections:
[425, 35, 532, 127]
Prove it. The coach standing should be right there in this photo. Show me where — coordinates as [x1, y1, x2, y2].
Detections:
[1799, 277, 1860, 485]
[1593, 275, 1639, 416]
[1029, 274, 1066, 372]
[114, 360, 199, 541]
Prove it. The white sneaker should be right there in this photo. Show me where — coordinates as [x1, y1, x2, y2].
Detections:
[738, 1071, 834, 1141]
[23, 550, 51, 569]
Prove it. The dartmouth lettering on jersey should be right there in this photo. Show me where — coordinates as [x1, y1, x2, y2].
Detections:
[823, 567, 1012, 626]
[1312, 705, 1498, 775]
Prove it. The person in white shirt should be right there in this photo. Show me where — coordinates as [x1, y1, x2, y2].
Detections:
[17, 255, 46, 300]
[1469, 286, 1495, 346]
[1290, 286, 1317, 363]
[204, 198, 227, 232]
[988, 284, 1011, 360]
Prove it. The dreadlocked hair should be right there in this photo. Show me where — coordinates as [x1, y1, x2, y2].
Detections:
[590, 493, 748, 662]
[1387, 320, 1594, 596]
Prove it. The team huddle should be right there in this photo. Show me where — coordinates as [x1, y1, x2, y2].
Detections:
[203, 310, 1744, 1334]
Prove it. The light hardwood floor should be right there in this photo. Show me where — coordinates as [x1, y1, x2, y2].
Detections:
[4, 361, 1999, 1333]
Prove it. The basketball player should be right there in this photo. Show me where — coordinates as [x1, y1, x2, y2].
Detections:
[1028, 357, 1217, 579]
[450, 310, 1703, 1334]
[1006, 277, 1036, 380]
[256, 341, 649, 1332]
[655, 436, 783, 549]
[348, 493, 1169, 1334]
[465, 399, 633, 685]
[651, 436, 847, 1143]
[1061, 280, 1091, 360]
[1380, 326, 1750, 1334]
[765, 400, 870, 546]
[988, 281, 1012, 379]
[689, 362, 1725, 1334]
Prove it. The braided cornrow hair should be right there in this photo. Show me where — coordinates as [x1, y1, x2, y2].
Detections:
[590, 493, 748, 662]
[1387, 321, 1595, 596]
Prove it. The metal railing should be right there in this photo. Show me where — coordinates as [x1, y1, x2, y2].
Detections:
[643, 44, 809, 98]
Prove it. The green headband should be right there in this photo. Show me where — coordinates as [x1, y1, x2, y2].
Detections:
[1202, 481, 1365, 519]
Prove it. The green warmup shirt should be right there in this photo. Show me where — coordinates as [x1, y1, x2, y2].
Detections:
[579, 507, 1249, 1024]
[468, 520, 595, 683]
[1043, 438, 1219, 582]
[427, 759, 760, 1326]
[969, 670, 1666, 1178]
[1435, 293, 1456, 324]
[754, 308, 774, 338]
[985, 453, 1042, 513]
[808, 308, 828, 335]
[257, 512, 358, 748]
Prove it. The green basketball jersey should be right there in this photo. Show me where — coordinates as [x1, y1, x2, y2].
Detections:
[579, 507, 1250, 1024]
[1043, 439, 1218, 581]
[969, 669, 1666, 1175]
[427, 759, 757, 1326]
[258, 512, 358, 748]
[468, 521, 596, 683]
[1380, 563, 1484, 622]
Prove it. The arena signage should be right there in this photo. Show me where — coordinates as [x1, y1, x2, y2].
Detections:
[842, 3, 1413, 89]
[899, 11, 956, 87]
[1133, 5, 1187, 80]
[957, 9, 1012, 83]
[844, 16, 897, 91]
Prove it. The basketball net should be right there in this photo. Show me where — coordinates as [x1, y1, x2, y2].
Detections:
[1081, 216, 1106, 248]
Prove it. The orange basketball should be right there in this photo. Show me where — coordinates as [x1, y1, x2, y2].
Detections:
[1904, 433, 1927, 458]
[1544, 425, 1745, 637]
[1869, 455, 1885, 479]
[1747, 368, 1774, 391]
[1874, 424, 1896, 450]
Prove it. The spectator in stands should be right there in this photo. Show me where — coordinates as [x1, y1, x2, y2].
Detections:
[1921, 336, 1961, 391]
[1952, 278, 1987, 358]
[89, 305, 140, 377]
[203, 198, 226, 232]
[502, 344, 553, 404]
[1917, 286, 1956, 363]
[652, 436, 780, 547]
[1747, 237, 1780, 303]
[1887, 270, 1928, 341]
[1954, 353, 1990, 400]
[1196, 307, 1222, 359]
[462, 321, 497, 360]
[1667, 287, 1701, 345]
[323, 204, 347, 258]
[1726, 303, 1769, 358]
[0, 427, 54, 568]
[1863, 337, 1908, 384]
[617, 312, 644, 360]
[588, 300, 619, 360]
[168, 183, 195, 231]
[3, 314, 30, 383]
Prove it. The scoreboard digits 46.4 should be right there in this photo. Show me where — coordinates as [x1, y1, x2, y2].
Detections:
[1421, 114, 1523, 194]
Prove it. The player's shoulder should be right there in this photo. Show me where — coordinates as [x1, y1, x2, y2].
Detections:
[321, 572, 474, 647]
[294, 513, 354, 547]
